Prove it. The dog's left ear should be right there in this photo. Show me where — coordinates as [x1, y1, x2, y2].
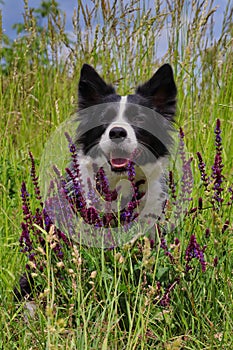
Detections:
[78, 64, 115, 109]
[136, 64, 177, 120]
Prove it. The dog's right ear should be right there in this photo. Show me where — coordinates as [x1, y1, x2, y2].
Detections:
[78, 64, 115, 109]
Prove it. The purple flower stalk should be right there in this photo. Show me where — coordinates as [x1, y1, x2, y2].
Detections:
[160, 278, 180, 307]
[215, 119, 222, 155]
[211, 119, 224, 205]
[171, 128, 193, 219]
[95, 167, 117, 202]
[160, 236, 175, 263]
[185, 235, 207, 272]
[211, 153, 224, 205]
[222, 220, 229, 233]
[197, 152, 209, 190]
[180, 157, 193, 202]
[21, 181, 33, 228]
[228, 187, 233, 205]
[29, 151, 43, 206]
[198, 197, 203, 210]
[178, 127, 186, 165]
[19, 153, 73, 269]
[168, 170, 177, 202]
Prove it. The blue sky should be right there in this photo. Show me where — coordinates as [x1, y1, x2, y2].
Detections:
[0, 0, 228, 40]
[1, 0, 77, 38]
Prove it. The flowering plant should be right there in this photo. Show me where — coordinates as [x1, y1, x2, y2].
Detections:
[17, 119, 232, 311]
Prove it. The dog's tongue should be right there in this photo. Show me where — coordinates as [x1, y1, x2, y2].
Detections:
[110, 158, 129, 169]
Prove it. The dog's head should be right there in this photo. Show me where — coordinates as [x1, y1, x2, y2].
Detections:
[76, 64, 177, 172]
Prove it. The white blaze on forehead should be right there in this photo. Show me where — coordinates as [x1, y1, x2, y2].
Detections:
[99, 95, 138, 155]
[117, 96, 128, 122]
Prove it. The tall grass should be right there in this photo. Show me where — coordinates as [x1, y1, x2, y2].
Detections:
[0, 0, 232, 349]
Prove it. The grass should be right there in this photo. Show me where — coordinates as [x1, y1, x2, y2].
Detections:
[0, 0, 233, 348]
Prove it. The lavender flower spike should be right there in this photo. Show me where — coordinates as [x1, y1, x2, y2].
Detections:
[185, 234, 207, 272]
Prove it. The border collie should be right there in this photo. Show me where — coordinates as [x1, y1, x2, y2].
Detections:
[15, 64, 177, 302]
[74, 63, 177, 233]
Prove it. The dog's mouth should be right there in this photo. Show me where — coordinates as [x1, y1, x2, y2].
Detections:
[109, 151, 131, 172]
[110, 157, 129, 170]
[108, 148, 142, 172]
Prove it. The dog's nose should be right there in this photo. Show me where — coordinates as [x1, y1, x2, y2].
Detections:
[109, 127, 127, 142]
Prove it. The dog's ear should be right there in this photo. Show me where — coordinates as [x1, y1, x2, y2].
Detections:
[136, 64, 177, 120]
[78, 64, 115, 109]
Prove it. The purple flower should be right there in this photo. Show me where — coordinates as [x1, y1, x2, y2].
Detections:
[198, 197, 203, 210]
[170, 128, 193, 219]
[211, 153, 224, 204]
[205, 228, 210, 238]
[96, 167, 117, 202]
[160, 278, 180, 307]
[213, 257, 218, 267]
[181, 157, 193, 201]
[65, 167, 87, 213]
[29, 152, 43, 206]
[168, 170, 177, 201]
[19, 222, 33, 253]
[228, 187, 233, 205]
[197, 152, 209, 190]
[211, 119, 224, 205]
[159, 233, 175, 264]
[65, 132, 84, 191]
[178, 127, 186, 164]
[185, 235, 207, 272]
[85, 206, 101, 226]
[222, 220, 229, 233]
[215, 119, 222, 155]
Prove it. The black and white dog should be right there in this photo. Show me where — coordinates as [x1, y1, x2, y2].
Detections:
[74, 63, 177, 231]
[15, 64, 177, 302]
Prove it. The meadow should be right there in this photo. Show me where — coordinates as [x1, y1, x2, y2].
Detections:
[0, 0, 232, 349]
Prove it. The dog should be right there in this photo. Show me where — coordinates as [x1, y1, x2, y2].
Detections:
[71, 63, 177, 237]
[15, 63, 177, 302]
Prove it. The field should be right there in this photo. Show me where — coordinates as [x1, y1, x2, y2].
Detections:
[0, 0, 232, 349]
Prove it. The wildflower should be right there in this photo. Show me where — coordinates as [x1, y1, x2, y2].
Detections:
[222, 220, 229, 233]
[160, 235, 175, 264]
[20, 222, 33, 253]
[171, 128, 193, 220]
[180, 157, 193, 202]
[29, 151, 43, 206]
[211, 154, 224, 204]
[168, 170, 177, 201]
[160, 278, 180, 307]
[205, 228, 210, 238]
[185, 235, 207, 272]
[214, 119, 222, 155]
[197, 151, 209, 190]
[21, 182, 33, 227]
[211, 119, 224, 205]
[85, 206, 101, 226]
[198, 197, 203, 210]
[96, 166, 117, 201]
[178, 127, 186, 164]
[227, 187, 233, 205]
[65, 132, 82, 182]
[213, 257, 218, 267]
